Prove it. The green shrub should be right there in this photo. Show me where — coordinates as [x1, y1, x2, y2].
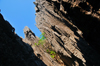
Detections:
[46, 49, 56, 58]
[39, 32, 46, 40]
[50, 55, 55, 58]
[46, 49, 49, 52]
[35, 32, 46, 46]
[50, 51, 56, 58]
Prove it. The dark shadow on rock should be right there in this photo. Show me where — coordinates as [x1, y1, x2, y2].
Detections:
[0, 13, 47, 66]
[24, 26, 36, 39]
[86, 0, 100, 11]
[45, 8, 81, 38]
[53, 35, 85, 65]
[75, 38, 100, 66]
[43, 1, 100, 65]
[51, 1, 100, 54]
[45, 0, 100, 53]
[65, 6, 100, 53]
[57, 47, 84, 66]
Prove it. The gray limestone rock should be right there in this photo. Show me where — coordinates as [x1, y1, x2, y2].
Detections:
[34, 0, 100, 66]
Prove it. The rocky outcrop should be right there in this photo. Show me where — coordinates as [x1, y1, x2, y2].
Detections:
[23, 26, 64, 66]
[0, 13, 46, 66]
[23, 26, 39, 46]
[34, 0, 100, 66]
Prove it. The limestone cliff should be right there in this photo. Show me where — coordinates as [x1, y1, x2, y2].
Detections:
[34, 0, 100, 66]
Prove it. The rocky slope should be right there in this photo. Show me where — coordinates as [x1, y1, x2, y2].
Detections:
[0, 13, 46, 66]
[34, 0, 100, 66]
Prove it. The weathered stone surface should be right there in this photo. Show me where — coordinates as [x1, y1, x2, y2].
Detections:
[23, 26, 63, 66]
[0, 13, 46, 66]
[34, 0, 100, 66]
[23, 26, 39, 46]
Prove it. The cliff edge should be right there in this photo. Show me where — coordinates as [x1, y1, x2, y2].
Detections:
[34, 0, 100, 66]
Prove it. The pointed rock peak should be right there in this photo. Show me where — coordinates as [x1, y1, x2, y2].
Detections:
[23, 26, 39, 46]
[24, 26, 36, 38]
[23, 26, 30, 32]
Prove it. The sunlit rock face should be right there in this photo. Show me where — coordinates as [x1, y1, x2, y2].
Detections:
[34, 0, 100, 66]
[0, 13, 46, 66]
[23, 26, 63, 66]
[23, 26, 39, 46]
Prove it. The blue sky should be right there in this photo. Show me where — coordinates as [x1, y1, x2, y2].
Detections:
[0, 0, 41, 38]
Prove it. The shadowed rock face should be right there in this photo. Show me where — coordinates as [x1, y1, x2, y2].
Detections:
[34, 0, 100, 66]
[0, 13, 46, 66]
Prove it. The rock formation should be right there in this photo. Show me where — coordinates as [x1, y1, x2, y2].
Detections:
[1, 0, 100, 66]
[23, 26, 64, 66]
[0, 13, 46, 66]
[34, 0, 100, 66]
